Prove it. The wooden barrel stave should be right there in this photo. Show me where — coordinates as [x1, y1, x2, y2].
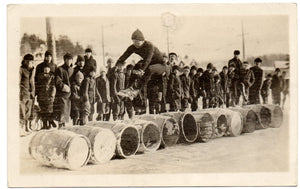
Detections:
[243, 105, 272, 129]
[61, 126, 116, 164]
[161, 112, 198, 143]
[191, 112, 214, 142]
[29, 129, 91, 170]
[121, 119, 161, 153]
[229, 107, 258, 133]
[261, 104, 283, 128]
[86, 122, 140, 158]
[195, 108, 228, 138]
[135, 115, 180, 148]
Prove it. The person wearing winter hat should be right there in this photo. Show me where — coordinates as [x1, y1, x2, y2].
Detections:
[249, 57, 264, 104]
[228, 50, 243, 75]
[70, 55, 85, 84]
[19, 54, 35, 136]
[35, 50, 57, 99]
[201, 63, 215, 109]
[167, 65, 182, 111]
[115, 29, 167, 100]
[83, 48, 97, 76]
[53, 53, 74, 128]
[270, 68, 282, 105]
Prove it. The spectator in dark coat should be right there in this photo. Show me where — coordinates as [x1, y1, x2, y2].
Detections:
[82, 70, 97, 121]
[147, 77, 162, 114]
[189, 66, 198, 111]
[110, 64, 125, 120]
[35, 65, 56, 129]
[237, 61, 255, 105]
[270, 68, 283, 105]
[53, 53, 74, 128]
[35, 51, 57, 82]
[194, 68, 204, 109]
[19, 54, 35, 135]
[281, 71, 289, 109]
[249, 58, 263, 104]
[123, 64, 134, 119]
[202, 63, 214, 109]
[70, 71, 84, 125]
[180, 66, 191, 112]
[219, 66, 229, 107]
[168, 65, 182, 111]
[228, 64, 239, 106]
[83, 48, 97, 76]
[70, 55, 85, 83]
[228, 50, 243, 76]
[96, 70, 110, 121]
[261, 74, 272, 104]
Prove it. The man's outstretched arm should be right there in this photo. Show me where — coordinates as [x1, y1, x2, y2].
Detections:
[115, 45, 135, 66]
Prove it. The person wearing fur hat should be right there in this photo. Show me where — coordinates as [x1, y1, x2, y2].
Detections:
[114, 29, 167, 100]
[53, 53, 74, 128]
[83, 48, 97, 76]
[19, 54, 35, 136]
[249, 58, 263, 104]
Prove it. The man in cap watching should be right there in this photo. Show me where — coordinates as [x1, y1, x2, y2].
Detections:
[83, 48, 97, 76]
[249, 58, 263, 104]
[53, 53, 74, 128]
[114, 29, 168, 99]
[228, 50, 243, 75]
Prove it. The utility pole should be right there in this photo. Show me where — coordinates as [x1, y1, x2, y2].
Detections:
[45, 17, 57, 64]
[166, 27, 170, 55]
[241, 20, 246, 61]
[101, 24, 105, 68]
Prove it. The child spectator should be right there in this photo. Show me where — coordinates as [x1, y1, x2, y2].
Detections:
[19, 54, 35, 136]
[219, 66, 229, 107]
[110, 63, 125, 120]
[168, 65, 182, 111]
[81, 70, 97, 122]
[96, 70, 110, 121]
[228, 64, 238, 107]
[180, 66, 191, 112]
[70, 71, 84, 125]
[36, 65, 56, 129]
[261, 74, 272, 104]
[147, 77, 162, 114]
[212, 75, 224, 108]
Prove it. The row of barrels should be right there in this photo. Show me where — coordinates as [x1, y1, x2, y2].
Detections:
[28, 104, 283, 170]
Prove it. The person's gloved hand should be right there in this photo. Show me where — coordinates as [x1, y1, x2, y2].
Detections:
[62, 84, 70, 93]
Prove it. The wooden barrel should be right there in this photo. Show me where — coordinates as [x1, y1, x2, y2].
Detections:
[61, 126, 116, 164]
[262, 104, 283, 128]
[122, 119, 161, 153]
[191, 112, 214, 142]
[28, 129, 91, 170]
[135, 114, 180, 148]
[243, 105, 271, 129]
[229, 107, 258, 133]
[86, 122, 140, 158]
[196, 108, 228, 138]
[219, 109, 243, 137]
[161, 112, 198, 143]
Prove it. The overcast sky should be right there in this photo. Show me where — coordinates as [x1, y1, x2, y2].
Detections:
[21, 15, 288, 68]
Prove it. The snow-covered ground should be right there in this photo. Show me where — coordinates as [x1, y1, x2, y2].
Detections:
[20, 103, 290, 175]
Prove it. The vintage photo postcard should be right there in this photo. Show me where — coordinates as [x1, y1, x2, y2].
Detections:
[7, 3, 297, 187]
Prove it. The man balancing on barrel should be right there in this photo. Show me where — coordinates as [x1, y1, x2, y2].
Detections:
[115, 29, 168, 100]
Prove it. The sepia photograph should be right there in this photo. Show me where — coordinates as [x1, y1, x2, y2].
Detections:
[7, 3, 297, 187]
